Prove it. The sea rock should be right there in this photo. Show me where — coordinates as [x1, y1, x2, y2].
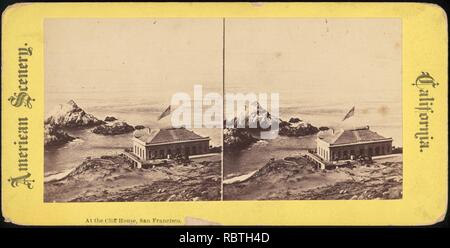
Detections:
[92, 121, 135, 135]
[104, 116, 117, 122]
[223, 101, 275, 151]
[45, 100, 104, 128]
[223, 128, 258, 151]
[229, 101, 274, 130]
[224, 101, 322, 150]
[44, 123, 76, 147]
[278, 119, 320, 137]
[289, 117, 302, 123]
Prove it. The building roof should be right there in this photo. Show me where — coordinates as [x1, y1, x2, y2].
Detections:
[319, 126, 391, 145]
[133, 127, 209, 145]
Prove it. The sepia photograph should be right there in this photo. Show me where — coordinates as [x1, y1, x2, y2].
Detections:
[44, 19, 223, 202]
[43, 18, 403, 202]
[222, 19, 403, 200]
[3, 2, 448, 228]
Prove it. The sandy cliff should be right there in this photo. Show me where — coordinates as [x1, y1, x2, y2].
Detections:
[224, 155, 402, 200]
[44, 155, 221, 202]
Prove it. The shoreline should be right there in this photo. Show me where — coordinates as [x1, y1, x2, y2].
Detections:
[44, 154, 222, 202]
[44, 167, 76, 183]
[223, 169, 258, 185]
[224, 134, 317, 177]
[223, 154, 403, 200]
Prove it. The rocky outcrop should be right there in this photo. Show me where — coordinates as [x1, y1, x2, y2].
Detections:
[224, 116, 322, 151]
[227, 101, 274, 130]
[92, 121, 135, 135]
[45, 100, 104, 128]
[44, 123, 76, 147]
[288, 117, 301, 123]
[223, 102, 275, 151]
[278, 119, 320, 137]
[224, 101, 325, 151]
[104, 116, 117, 122]
[223, 128, 258, 151]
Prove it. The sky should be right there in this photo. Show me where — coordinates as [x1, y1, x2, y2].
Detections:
[224, 18, 401, 106]
[45, 18, 401, 113]
[45, 18, 223, 108]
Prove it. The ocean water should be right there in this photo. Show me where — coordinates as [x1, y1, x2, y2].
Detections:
[223, 87, 403, 177]
[45, 88, 402, 177]
[223, 135, 317, 177]
[44, 91, 222, 174]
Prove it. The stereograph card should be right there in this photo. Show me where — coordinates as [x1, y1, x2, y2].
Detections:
[1, 3, 447, 226]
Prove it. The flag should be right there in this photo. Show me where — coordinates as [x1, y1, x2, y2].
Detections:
[157, 105, 171, 120]
[342, 106, 355, 121]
